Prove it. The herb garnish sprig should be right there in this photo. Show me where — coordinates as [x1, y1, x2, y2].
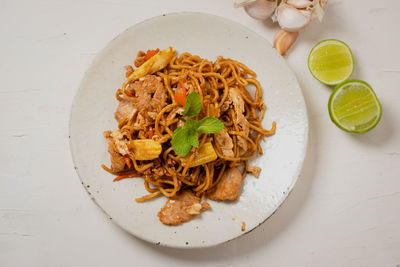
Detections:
[171, 92, 224, 157]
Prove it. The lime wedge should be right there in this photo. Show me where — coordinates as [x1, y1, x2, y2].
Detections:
[308, 39, 354, 86]
[328, 80, 382, 133]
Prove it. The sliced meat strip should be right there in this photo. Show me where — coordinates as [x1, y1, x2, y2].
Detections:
[221, 87, 250, 155]
[247, 166, 261, 178]
[229, 87, 250, 154]
[114, 99, 136, 122]
[109, 130, 129, 156]
[229, 87, 245, 114]
[103, 131, 126, 172]
[214, 128, 234, 158]
[207, 167, 243, 201]
[158, 191, 210, 225]
[126, 75, 168, 120]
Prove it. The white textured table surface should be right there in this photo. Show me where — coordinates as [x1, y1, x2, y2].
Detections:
[1, 0, 399, 266]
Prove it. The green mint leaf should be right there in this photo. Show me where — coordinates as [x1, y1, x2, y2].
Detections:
[197, 117, 225, 133]
[171, 127, 192, 157]
[182, 92, 201, 118]
[188, 129, 199, 148]
[186, 118, 199, 130]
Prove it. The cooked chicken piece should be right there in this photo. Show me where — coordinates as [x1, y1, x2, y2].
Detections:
[220, 97, 230, 113]
[214, 128, 234, 158]
[207, 167, 243, 201]
[133, 112, 146, 127]
[186, 203, 203, 215]
[110, 130, 129, 155]
[104, 131, 126, 172]
[147, 112, 158, 119]
[230, 88, 250, 154]
[221, 87, 250, 155]
[247, 166, 261, 178]
[158, 191, 210, 225]
[114, 99, 136, 122]
[126, 75, 168, 120]
[151, 166, 166, 177]
[134, 50, 146, 67]
[229, 87, 245, 114]
[236, 114, 250, 155]
[143, 159, 167, 177]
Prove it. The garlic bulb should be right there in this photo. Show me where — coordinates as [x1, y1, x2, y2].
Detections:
[234, 0, 277, 20]
[235, 0, 328, 56]
[274, 0, 326, 32]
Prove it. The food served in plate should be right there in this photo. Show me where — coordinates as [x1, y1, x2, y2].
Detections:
[102, 47, 276, 225]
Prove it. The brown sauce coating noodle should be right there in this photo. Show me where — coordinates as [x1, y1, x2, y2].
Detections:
[104, 51, 276, 201]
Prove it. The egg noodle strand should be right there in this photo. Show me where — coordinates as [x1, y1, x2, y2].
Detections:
[104, 52, 276, 201]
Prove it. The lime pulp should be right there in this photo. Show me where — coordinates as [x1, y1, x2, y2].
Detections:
[328, 80, 382, 133]
[308, 39, 354, 86]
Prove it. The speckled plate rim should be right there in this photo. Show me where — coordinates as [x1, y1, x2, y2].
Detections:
[69, 12, 308, 248]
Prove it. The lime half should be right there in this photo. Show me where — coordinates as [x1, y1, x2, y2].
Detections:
[328, 80, 382, 133]
[308, 39, 354, 86]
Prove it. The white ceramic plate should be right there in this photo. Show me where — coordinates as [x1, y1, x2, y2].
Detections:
[70, 12, 308, 248]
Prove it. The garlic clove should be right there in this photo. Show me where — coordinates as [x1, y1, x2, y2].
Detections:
[273, 29, 299, 56]
[244, 0, 277, 20]
[286, 0, 313, 9]
[275, 3, 311, 32]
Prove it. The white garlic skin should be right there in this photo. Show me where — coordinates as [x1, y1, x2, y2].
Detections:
[245, 0, 277, 20]
[275, 3, 311, 32]
[286, 0, 313, 9]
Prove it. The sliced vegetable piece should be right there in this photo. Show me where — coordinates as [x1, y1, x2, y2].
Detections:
[124, 155, 132, 168]
[148, 126, 154, 139]
[144, 48, 160, 61]
[181, 142, 218, 167]
[175, 80, 187, 106]
[127, 47, 176, 81]
[113, 172, 141, 182]
[128, 139, 162, 160]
